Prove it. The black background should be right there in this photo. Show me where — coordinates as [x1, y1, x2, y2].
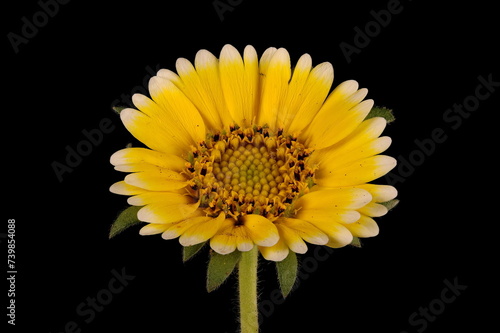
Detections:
[4, 0, 498, 332]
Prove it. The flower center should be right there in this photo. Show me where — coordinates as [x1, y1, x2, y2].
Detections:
[187, 126, 316, 221]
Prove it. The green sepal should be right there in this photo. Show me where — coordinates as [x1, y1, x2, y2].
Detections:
[206, 250, 242, 292]
[350, 236, 362, 248]
[276, 251, 298, 298]
[183, 242, 207, 262]
[365, 106, 395, 123]
[109, 206, 143, 239]
[112, 105, 127, 114]
[380, 199, 400, 211]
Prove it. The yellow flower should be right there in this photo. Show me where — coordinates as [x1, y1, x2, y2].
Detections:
[110, 44, 397, 261]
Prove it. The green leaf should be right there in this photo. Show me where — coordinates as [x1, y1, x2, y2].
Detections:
[206, 250, 242, 292]
[350, 236, 362, 248]
[109, 206, 143, 239]
[276, 251, 298, 298]
[380, 199, 400, 211]
[365, 106, 395, 123]
[183, 242, 207, 262]
[112, 105, 127, 114]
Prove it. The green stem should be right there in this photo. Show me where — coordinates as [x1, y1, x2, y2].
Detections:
[238, 246, 259, 333]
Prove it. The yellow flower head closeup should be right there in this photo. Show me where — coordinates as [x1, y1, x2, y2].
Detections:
[110, 44, 397, 261]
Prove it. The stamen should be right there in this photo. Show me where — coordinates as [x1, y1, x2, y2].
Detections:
[189, 126, 316, 220]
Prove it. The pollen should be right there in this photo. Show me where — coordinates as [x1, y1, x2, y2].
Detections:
[187, 127, 316, 221]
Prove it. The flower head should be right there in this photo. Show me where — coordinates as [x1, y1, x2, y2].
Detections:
[110, 44, 397, 261]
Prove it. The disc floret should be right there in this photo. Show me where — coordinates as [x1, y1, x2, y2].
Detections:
[187, 126, 316, 221]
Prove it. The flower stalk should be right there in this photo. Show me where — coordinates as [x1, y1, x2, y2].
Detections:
[239, 246, 259, 333]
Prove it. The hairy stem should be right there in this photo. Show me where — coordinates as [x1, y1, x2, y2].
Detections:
[238, 246, 259, 333]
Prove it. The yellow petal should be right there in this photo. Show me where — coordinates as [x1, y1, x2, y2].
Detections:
[324, 222, 353, 248]
[113, 162, 181, 173]
[303, 78, 372, 149]
[210, 219, 238, 255]
[175, 56, 224, 131]
[315, 155, 397, 187]
[353, 184, 398, 202]
[357, 202, 388, 217]
[288, 213, 354, 248]
[311, 184, 398, 203]
[286, 62, 334, 135]
[276, 218, 329, 245]
[120, 108, 186, 155]
[148, 76, 206, 144]
[178, 213, 227, 246]
[156, 68, 182, 85]
[139, 223, 170, 236]
[259, 47, 278, 74]
[310, 98, 374, 149]
[234, 226, 255, 252]
[243, 45, 259, 126]
[277, 53, 312, 130]
[109, 181, 147, 195]
[131, 92, 204, 156]
[334, 116, 388, 149]
[301, 79, 360, 141]
[124, 171, 187, 191]
[127, 192, 192, 206]
[344, 215, 379, 238]
[296, 209, 361, 225]
[309, 117, 390, 168]
[312, 136, 392, 175]
[258, 238, 289, 262]
[241, 214, 279, 247]
[276, 223, 308, 254]
[210, 215, 280, 255]
[110, 147, 186, 171]
[295, 188, 372, 211]
[161, 212, 210, 240]
[257, 48, 291, 130]
[137, 201, 200, 224]
[194, 49, 232, 130]
[219, 44, 257, 127]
